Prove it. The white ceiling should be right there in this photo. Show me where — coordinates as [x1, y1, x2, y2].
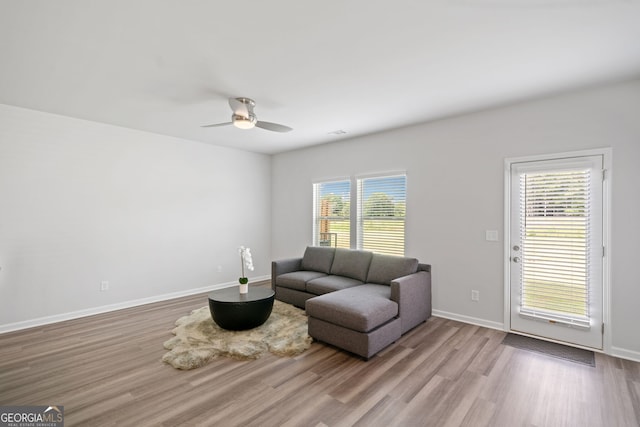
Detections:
[1, 1, 639, 154]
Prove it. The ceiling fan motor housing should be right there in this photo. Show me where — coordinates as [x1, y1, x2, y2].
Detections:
[235, 97, 256, 108]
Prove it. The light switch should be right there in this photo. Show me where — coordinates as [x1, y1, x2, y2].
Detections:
[486, 230, 498, 241]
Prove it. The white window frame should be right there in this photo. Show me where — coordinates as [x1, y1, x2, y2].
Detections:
[312, 178, 351, 249]
[356, 172, 407, 256]
[313, 171, 407, 256]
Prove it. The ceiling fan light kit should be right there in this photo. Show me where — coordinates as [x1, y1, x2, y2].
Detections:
[202, 97, 292, 133]
[233, 113, 257, 129]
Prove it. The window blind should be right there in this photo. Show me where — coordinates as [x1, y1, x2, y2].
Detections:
[313, 180, 350, 248]
[519, 169, 591, 329]
[357, 174, 406, 256]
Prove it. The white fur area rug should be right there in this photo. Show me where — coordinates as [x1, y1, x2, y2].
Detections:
[162, 300, 312, 370]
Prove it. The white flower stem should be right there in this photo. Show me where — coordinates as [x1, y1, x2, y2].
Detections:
[240, 253, 245, 278]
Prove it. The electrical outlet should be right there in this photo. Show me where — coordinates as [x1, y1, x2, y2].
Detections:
[217, 265, 222, 273]
[100, 281, 109, 291]
[471, 290, 479, 302]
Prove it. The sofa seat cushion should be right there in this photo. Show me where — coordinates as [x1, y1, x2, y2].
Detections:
[330, 248, 373, 282]
[306, 285, 397, 333]
[301, 246, 336, 273]
[276, 271, 327, 291]
[306, 275, 363, 295]
[366, 254, 419, 285]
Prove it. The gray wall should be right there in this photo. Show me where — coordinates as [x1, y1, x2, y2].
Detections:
[0, 104, 272, 329]
[271, 79, 640, 360]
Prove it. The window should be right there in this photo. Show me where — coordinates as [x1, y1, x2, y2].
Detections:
[357, 174, 406, 256]
[519, 168, 592, 325]
[313, 173, 407, 256]
[313, 180, 350, 248]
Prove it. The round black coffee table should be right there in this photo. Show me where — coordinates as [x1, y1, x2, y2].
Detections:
[208, 287, 275, 331]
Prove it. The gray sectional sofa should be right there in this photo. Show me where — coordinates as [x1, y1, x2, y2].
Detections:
[271, 246, 432, 359]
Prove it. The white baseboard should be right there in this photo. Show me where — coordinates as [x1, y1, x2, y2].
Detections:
[0, 275, 270, 334]
[432, 309, 640, 363]
[432, 309, 505, 331]
[610, 346, 640, 363]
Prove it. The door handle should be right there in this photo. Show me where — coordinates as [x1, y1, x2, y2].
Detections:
[512, 256, 521, 263]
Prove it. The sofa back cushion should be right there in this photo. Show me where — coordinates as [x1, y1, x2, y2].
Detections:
[300, 246, 335, 273]
[366, 253, 419, 285]
[330, 248, 373, 282]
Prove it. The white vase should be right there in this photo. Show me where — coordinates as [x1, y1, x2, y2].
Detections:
[239, 283, 248, 294]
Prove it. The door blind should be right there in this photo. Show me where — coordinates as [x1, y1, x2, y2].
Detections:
[519, 169, 592, 329]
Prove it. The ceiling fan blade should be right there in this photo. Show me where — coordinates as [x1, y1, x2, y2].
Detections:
[228, 98, 251, 117]
[255, 121, 293, 133]
[201, 122, 232, 128]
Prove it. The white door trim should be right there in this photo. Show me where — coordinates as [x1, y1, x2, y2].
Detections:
[503, 147, 612, 353]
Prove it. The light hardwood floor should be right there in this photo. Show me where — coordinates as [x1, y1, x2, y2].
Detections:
[1, 284, 639, 426]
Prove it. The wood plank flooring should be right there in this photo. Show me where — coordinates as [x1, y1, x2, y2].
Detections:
[1, 284, 639, 426]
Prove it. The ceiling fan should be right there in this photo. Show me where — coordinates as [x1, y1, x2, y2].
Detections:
[202, 97, 292, 133]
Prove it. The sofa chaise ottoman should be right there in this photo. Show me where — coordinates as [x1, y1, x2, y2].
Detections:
[272, 247, 431, 359]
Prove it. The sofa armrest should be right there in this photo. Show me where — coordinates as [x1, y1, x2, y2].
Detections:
[271, 258, 303, 289]
[390, 270, 431, 334]
[418, 263, 431, 273]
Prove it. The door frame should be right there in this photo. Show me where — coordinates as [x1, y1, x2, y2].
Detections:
[503, 148, 612, 352]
